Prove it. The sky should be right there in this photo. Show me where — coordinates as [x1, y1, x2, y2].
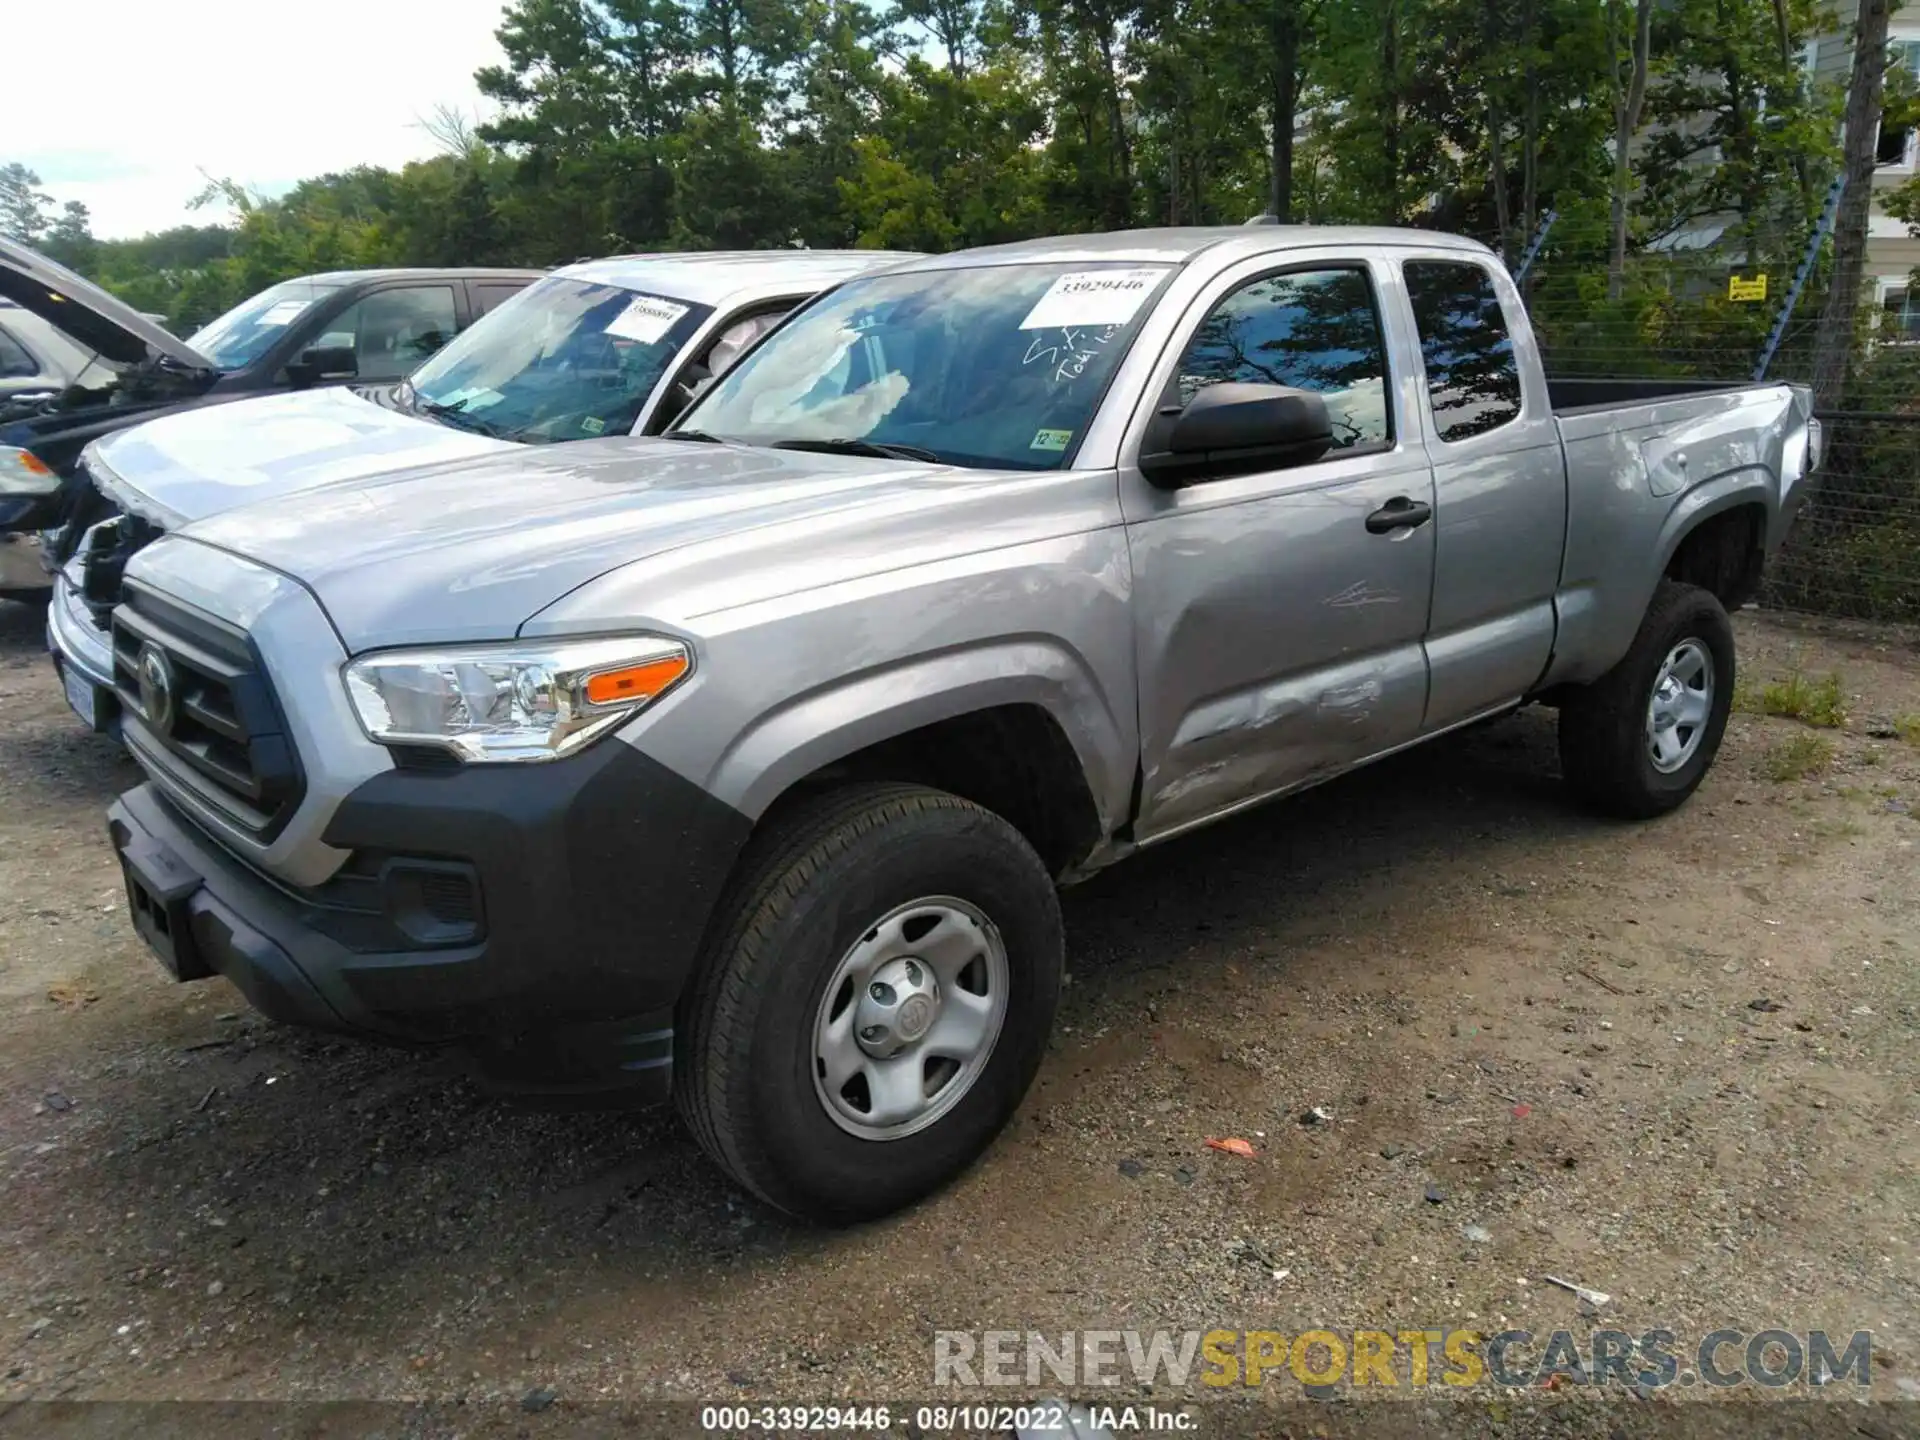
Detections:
[3, 0, 513, 240]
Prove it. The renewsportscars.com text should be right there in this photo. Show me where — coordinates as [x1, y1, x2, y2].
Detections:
[933, 1328, 1875, 1391]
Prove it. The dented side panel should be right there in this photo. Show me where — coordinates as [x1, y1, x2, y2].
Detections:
[1122, 452, 1436, 837]
[1114, 247, 1439, 842]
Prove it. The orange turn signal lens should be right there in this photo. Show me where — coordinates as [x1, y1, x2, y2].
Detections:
[584, 654, 689, 707]
[16, 450, 52, 476]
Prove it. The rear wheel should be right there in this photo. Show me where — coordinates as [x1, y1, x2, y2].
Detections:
[675, 783, 1063, 1224]
[1558, 579, 1735, 819]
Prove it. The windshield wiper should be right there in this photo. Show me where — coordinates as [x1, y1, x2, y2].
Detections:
[417, 397, 512, 440]
[770, 437, 943, 464]
[664, 429, 727, 444]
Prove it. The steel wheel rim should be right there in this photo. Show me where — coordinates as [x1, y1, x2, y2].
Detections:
[811, 895, 1010, 1141]
[1646, 638, 1714, 775]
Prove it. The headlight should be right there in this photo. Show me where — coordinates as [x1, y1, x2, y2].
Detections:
[343, 635, 692, 763]
[0, 445, 59, 496]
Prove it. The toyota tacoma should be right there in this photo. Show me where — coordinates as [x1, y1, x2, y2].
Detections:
[103, 227, 1823, 1224]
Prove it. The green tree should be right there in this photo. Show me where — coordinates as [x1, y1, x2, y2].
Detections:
[0, 163, 51, 245]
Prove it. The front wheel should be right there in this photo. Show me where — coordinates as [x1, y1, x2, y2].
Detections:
[675, 783, 1063, 1224]
[1558, 579, 1736, 819]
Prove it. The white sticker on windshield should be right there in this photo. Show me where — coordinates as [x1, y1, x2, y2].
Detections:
[604, 295, 691, 345]
[1019, 269, 1163, 331]
[257, 300, 309, 328]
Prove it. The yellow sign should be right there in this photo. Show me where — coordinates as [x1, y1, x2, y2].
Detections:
[1729, 274, 1769, 302]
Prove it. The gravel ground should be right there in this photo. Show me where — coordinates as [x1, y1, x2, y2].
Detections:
[1, 598, 1918, 1437]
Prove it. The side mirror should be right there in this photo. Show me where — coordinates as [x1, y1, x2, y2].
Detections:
[289, 345, 358, 386]
[1138, 382, 1334, 487]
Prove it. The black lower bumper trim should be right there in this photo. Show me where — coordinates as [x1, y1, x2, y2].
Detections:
[108, 737, 750, 1098]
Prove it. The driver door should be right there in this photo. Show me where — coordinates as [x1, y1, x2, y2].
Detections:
[1120, 254, 1437, 841]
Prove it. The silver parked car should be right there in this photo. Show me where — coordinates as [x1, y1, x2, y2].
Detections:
[49, 248, 918, 735]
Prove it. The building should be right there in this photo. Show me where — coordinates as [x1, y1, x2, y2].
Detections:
[1808, 15, 1920, 337]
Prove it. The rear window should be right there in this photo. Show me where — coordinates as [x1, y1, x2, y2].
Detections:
[1403, 261, 1523, 442]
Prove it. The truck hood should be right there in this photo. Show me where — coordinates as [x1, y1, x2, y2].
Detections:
[0, 234, 210, 372]
[91, 386, 513, 528]
[177, 438, 1006, 651]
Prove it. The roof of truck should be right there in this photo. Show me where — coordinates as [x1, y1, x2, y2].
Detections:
[555, 250, 923, 306]
[302, 267, 546, 284]
[895, 226, 1498, 271]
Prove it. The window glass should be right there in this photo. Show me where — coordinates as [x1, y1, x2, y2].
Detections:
[685, 263, 1169, 470]
[1403, 260, 1524, 443]
[474, 282, 529, 318]
[1883, 287, 1920, 341]
[705, 308, 788, 378]
[317, 287, 460, 382]
[1877, 41, 1920, 166]
[185, 279, 344, 371]
[1174, 268, 1391, 450]
[404, 277, 714, 443]
[0, 324, 36, 379]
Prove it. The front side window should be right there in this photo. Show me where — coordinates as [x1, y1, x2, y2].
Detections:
[1403, 260, 1523, 443]
[1174, 268, 1392, 450]
[310, 286, 459, 382]
[0, 324, 36, 379]
[185, 279, 345, 371]
[404, 277, 713, 443]
[683, 262, 1170, 470]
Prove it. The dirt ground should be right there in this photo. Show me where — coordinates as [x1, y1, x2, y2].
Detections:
[2, 597, 1918, 1433]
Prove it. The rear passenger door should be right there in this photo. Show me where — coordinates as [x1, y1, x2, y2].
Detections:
[1398, 257, 1566, 731]
[1121, 254, 1438, 840]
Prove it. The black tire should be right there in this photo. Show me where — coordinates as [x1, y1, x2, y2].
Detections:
[0, 588, 51, 608]
[674, 782, 1063, 1224]
[1558, 579, 1735, 820]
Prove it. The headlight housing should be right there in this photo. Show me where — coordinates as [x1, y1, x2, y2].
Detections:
[343, 635, 692, 764]
[0, 445, 59, 496]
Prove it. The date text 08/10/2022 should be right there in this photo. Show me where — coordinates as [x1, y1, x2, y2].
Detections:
[699, 1404, 1196, 1433]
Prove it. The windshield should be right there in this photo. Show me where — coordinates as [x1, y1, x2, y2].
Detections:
[680, 262, 1170, 469]
[402, 276, 714, 443]
[186, 279, 345, 371]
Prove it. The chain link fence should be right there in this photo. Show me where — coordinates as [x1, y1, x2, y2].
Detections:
[1455, 211, 1920, 625]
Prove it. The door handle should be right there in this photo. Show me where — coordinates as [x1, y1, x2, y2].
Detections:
[1364, 497, 1433, 534]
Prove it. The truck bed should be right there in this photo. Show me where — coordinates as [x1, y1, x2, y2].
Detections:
[1546, 376, 1779, 417]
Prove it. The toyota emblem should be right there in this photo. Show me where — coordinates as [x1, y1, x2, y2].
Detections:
[136, 644, 178, 733]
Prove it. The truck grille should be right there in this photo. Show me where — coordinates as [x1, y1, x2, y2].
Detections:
[112, 580, 304, 839]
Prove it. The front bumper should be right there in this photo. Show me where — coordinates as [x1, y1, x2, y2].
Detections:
[108, 732, 751, 1099]
[46, 568, 120, 733]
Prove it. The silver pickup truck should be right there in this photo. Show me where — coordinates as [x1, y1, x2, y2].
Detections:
[103, 226, 1822, 1224]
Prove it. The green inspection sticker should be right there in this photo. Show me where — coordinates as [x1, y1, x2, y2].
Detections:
[580, 416, 606, 435]
[1031, 428, 1073, 452]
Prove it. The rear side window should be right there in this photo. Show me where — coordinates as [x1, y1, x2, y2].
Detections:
[1403, 261, 1522, 442]
[1175, 267, 1392, 451]
[474, 283, 527, 318]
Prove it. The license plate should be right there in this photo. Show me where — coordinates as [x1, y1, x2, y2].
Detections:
[60, 661, 98, 730]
